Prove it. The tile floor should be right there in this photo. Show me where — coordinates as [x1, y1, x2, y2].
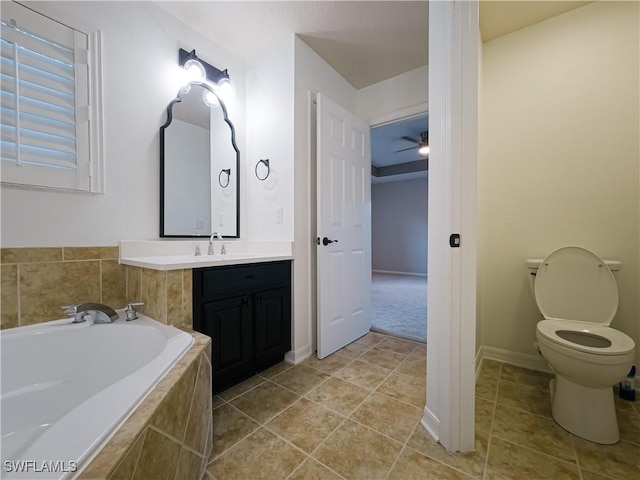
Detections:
[205, 332, 640, 480]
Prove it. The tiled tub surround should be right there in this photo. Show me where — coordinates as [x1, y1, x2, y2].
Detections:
[1, 247, 126, 329]
[79, 329, 212, 480]
[0, 246, 193, 331]
[207, 332, 639, 480]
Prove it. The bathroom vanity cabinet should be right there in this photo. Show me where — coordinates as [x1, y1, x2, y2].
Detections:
[193, 260, 292, 393]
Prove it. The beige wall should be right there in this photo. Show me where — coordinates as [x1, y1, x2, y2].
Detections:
[478, 2, 640, 366]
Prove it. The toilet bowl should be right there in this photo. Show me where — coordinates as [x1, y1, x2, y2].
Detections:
[532, 246, 635, 444]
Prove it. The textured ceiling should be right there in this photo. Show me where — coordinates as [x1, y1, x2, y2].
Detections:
[157, 1, 428, 89]
[158, 1, 591, 90]
[158, 0, 593, 178]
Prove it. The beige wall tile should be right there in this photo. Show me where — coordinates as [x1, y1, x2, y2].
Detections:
[107, 430, 147, 480]
[1, 264, 19, 329]
[63, 246, 119, 261]
[20, 261, 101, 326]
[184, 354, 212, 454]
[132, 428, 181, 480]
[141, 268, 167, 324]
[175, 447, 204, 480]
[151, 358, 198, 441]
[102, 260, 127, 309]
[1, 247, 62, 264]
[126, 267, 142, 304]
[182, 269, 192, 328]
[166, 270, 183, 327]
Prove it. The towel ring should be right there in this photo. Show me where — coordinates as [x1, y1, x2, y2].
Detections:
[255, 159, 270, 181]
[218, 168, 231, 188]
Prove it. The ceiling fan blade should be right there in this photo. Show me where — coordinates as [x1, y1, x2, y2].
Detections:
[395, 145, 418, 153]
[401, 136, 419, 144]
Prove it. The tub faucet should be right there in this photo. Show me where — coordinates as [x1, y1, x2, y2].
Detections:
[63, 303, 119, 324]
[208, 232, 226, 255]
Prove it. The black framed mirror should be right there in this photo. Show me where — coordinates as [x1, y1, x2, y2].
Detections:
[160, 82, 240, 238]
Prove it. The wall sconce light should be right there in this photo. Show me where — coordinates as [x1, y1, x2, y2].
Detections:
[179, 48, 235, 101]
[255, 159, 270, 181]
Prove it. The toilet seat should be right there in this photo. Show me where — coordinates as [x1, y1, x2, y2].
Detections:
[535, 246, 618, 326]
[537, 319, 635, 356]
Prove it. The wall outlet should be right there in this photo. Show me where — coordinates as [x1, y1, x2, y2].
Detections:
[219, 213, 224, 226]
[276, 207, 283, 224]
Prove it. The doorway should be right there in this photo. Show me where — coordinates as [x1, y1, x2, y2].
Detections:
[370, 113, 428, 343]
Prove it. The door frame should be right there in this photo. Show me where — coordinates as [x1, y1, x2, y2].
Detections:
[422, 0, 478, 452]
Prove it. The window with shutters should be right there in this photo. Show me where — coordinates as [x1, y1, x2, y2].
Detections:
[0, 1, 103, 192]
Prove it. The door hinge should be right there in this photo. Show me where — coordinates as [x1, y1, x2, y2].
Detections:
[449, 233, 461, 248]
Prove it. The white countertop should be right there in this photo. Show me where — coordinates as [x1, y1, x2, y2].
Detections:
[120, 253, 293, 270]
[119, 240, 293, 271]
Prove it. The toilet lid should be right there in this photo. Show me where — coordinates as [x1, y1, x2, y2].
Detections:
[535, 246, 618, 325]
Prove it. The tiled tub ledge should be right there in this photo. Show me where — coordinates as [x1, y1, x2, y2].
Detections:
[79, 330, 213, 480]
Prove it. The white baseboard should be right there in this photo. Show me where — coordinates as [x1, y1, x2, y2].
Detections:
[421, 407, 439, 442]
[284, 344, 312, 365]
[372, 269, 427, 277]
[480, 345, 552, 374]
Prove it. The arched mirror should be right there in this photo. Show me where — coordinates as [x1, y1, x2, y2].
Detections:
[160, 82, 240, 237]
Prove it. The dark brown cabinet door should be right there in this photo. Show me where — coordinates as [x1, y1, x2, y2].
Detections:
[193, 261, 292, 394]
[202, 295, 252, 392]
[254, 287, 291, 369]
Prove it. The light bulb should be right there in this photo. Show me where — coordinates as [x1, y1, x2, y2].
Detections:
[418, 144, 430, 156]
[202, 89, 220, 108]
[184, 59, 206, 83]
[215, 77, 236, 101]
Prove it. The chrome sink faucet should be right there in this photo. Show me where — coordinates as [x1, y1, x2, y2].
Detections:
[208, 232, 227, 255]
[63, 303, 119, 324]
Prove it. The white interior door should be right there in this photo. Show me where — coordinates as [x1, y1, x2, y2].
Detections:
[316, 93, 371, 359]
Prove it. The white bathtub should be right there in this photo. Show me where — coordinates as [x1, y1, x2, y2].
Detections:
[0, 312, 193, 479]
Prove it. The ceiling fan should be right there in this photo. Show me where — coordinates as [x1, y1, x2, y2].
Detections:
[396, 131, 429, 156]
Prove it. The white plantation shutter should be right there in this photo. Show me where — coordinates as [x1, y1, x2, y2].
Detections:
[0, 1, 91, 191]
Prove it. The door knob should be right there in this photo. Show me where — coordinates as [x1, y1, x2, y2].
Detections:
[322, 237, 338, 246]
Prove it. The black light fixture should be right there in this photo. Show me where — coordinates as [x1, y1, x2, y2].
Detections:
[179, 48, 229, 84]
[178, 48, 235, 100]
[396, 130, 429, 156]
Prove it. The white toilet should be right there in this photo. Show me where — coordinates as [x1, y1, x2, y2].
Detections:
[530, 246, 635, 444]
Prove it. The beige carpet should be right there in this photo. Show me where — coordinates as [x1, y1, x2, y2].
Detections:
[371, 272, 427, 343]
